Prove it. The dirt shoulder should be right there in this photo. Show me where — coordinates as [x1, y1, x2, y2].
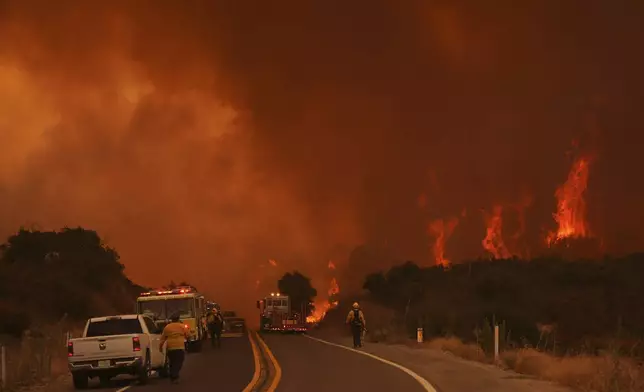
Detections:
[309, 328, 574, 392]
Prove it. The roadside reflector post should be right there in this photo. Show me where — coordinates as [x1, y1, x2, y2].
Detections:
[494, 324, 499, 362]
[417, 327, 423, 343]
[1, 345, 6, 389]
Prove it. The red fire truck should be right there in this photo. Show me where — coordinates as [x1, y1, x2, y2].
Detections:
[257, 293, 307, 333]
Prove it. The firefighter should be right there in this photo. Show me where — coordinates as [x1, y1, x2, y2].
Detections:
[206, 306, 224, 348]
[159, 313, 188, 384]
[346, 302, 366, 348]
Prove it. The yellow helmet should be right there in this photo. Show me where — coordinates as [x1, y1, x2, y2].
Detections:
[352, 302, 359, 309]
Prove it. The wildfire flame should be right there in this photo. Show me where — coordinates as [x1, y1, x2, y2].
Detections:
[268, 259, 277, 267]
[547, 156, 592, 245]
[482, 205, 511, 259]
[328, 278, 339, 296]
[306, 263, 341, 323]
[428, 217, 459, 268]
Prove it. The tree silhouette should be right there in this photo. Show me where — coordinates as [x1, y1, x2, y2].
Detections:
[277, 271, 317, 316]
[0, 226, 142, 336]
[362, 254, 644, 356]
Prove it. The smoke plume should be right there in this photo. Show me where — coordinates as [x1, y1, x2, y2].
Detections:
[1, 1, 643, 315]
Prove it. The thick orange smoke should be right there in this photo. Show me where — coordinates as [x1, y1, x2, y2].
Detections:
[1, 0, 643, 317]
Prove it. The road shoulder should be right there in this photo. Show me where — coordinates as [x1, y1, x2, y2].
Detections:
[308, 331, 574, 392]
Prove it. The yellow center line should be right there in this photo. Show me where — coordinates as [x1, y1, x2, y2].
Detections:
[254, 332, 282, 392]
[241, 331, 262, 392]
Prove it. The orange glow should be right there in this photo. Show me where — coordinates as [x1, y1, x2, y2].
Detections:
[512, 193, 533, 241]
[482, 205, 511, 259]
[428, 217, 459, 268]
[327, 260, 336, 270]
[547, 156, 592, 245]
[328, 278, 339, 296]
[307, 265, 341, 323]
[417, 193, 427, 209]
[268, 259, 277, 267]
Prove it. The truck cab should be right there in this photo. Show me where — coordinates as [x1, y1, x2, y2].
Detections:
[136, 286, 206, 352]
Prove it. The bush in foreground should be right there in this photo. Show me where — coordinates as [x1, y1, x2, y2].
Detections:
[428, 336, 643, 392]
[357, 255, 644, 391]
[0, 226, 148, 389]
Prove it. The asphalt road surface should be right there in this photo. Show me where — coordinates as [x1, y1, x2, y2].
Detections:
[64, 333, 430, 392]
[261, 333, 428, 392]
[78, 336, 255, 392]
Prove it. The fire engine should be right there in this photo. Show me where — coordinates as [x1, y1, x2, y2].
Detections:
[136, 286, 207, 352]
[256, 293, 307, 333]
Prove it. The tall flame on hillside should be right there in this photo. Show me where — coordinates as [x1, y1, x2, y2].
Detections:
[307, 262, 340, 323]
[547, 155, 592, 245]
[428, 217, 459, 268]
[482, 205, 511, 259]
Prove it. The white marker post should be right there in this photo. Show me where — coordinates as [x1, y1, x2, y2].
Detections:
[417, 328, 424, 343]
[493, 325, 499, 362]
[1, 345, 6, 389]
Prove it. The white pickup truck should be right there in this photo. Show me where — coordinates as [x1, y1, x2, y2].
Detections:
[67, 314, 169, 389]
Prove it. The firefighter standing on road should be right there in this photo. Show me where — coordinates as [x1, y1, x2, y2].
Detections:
[206, 305, 224, 348]
[346, 302, 366, 348]
[159, 313, 188, 384]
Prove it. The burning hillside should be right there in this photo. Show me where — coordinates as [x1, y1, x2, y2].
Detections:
[1, 1, 643, 311]
[420, 142, 600, 267]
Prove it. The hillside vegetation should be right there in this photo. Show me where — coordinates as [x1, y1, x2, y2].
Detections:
[362, 254, 644, 357]
[0, 227, 147, 337]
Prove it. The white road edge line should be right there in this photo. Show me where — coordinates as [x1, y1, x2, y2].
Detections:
[304, 335, 437, 392]
[115, 386, 131, 392]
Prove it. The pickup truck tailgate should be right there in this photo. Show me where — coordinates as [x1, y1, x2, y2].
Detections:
[70, 335, 138, 361]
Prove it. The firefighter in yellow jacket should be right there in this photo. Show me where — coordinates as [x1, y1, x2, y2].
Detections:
[159, 313, 189, 384]
[346, 302, 366, 348]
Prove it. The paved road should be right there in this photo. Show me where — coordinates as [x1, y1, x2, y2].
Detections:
[76, 336, 255, 391]
[260, 333, 428, 392]
[58, 333, 430, 392]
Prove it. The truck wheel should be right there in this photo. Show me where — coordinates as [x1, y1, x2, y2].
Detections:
[72, 372, 88, 389]
[138, 351, 151, 385]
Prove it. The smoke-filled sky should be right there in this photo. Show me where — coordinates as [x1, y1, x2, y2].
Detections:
[1, 0, 643, 311]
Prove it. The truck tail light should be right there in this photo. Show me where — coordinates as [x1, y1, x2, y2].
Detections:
[132, 336, 141, 351]
[67, 341, 74, 357]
